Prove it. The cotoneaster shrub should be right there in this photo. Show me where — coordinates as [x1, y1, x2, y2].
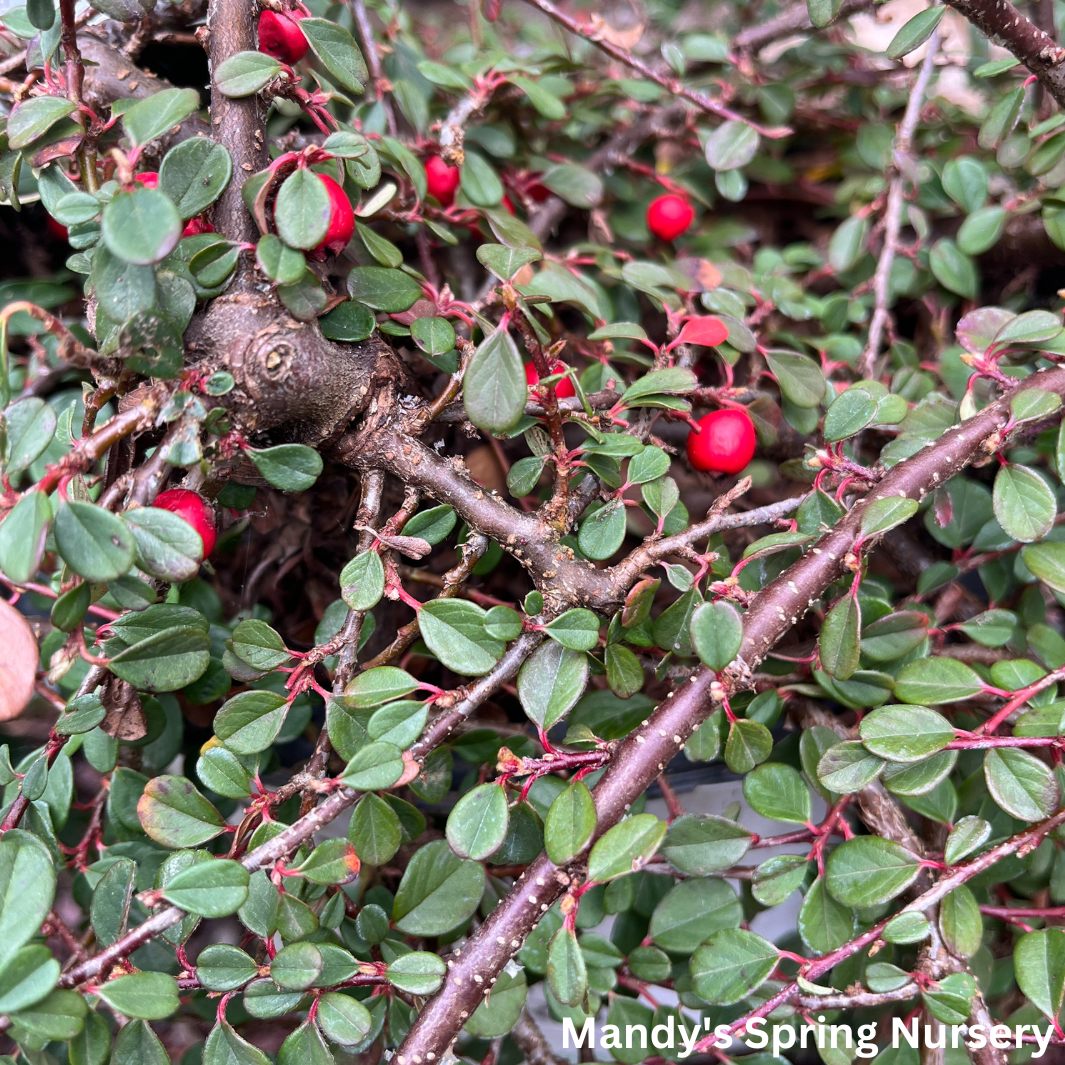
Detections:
[3, 0, 1065, 1062]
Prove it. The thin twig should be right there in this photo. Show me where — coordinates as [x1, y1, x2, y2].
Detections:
[860, 27, 939, 376]
[515, 0, 789, 137]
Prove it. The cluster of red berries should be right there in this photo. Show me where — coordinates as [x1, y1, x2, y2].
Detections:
[154, 489, 217, 557]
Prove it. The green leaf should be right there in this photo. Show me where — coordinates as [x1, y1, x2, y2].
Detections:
[477, 243, 542, 280]
[544, 608, 600, 652]
[300, 18, 367, 93]
[660, 813, 752, 874]
[347, 265, 423, 311]
[340, 550, 385, 611]
[349, 793, 402, 865]
[517, 640, 588, 729]
[884, 910, 931, 944]
[957, 206, 1006, 255]
[137, 774, 226, 848]
[205, 1021, 272, 1065]
[419, 598, 504, 675]
[820, 595, 861, 680]
[586, 813, 665, 883]
[256, 233, 306, 284]
[317, 992, 373, 1045]
[385, 952, 445, 996]
[539, 162, 603, 207]
[464, 967, 527, 1038]
[622, 367, 698, 404]
[827, 216, 868, 273]
[799, 876, 855, 955]
[11, 988, 87, 1040]
[69, 1007, 111, 1065]
[690, 929, 779, 1005]
[461, 150, 504, 207]
[895, 657, 983, 704]
[96, 972, 179, 1020]
[724, 718, 773, 774]
[649, 877, 743, 952]
[825, 836, 921, 907]
[275, 168, 331, 251]
[246, 443, 323, 491]
[392, 838, 484, 935]
[410, 315, 456, 355]
[813, 741, 881, 792]
[54, 501, 135, 582]
[939, 884, 982, 958]
[930, 238, 978, 299]
[159, 139, 232, 219]
[0, 831, 54, 981]
[548, 927, 587, 1007]
[463, 324, 526, 434]
[214, 49, 282, 95]
[484, 604, 523, 641]
[277, 1022, 334, 1065]
[230, 618, 290, 671]
[341, 740, 404, 790]
[578, 500, 626, 560]
[886, 6, 945, 59]
[446, 783, 509, 860]
[705, 120, 759, 171]
[944, 815, 991, 864]
[319, 299, 375, 340]
[742, 763, 812, 824]
[91, 859, 134, 948]
[123, 88, 200, 148]
[764, 349, 826, 407]
[689, 600, 743, 671]
[984, 746, 1060, 820]
[860, 495, 919, 536]
[7, 96, 77, 150]
[859, 704, 956, 762]
[271, 942, 322, 990]
[161, 858, 249, 917]
[103, 187, 182, 265]
[544, 781, 597, 864]
[196, 944, 259, 993]
[345, 665, 418, 707]
[0, 490, 51, 583]
[1015, 927, 1065, 1021]
[1, 397, 56, 474]
[1023, 541, 1065, 593]
[993, 464, 1056, 543]
[124, 506, 204, 583]
[108, 626, 210, 691]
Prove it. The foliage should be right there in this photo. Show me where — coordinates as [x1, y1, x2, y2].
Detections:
[5, 0, 1065, 1060]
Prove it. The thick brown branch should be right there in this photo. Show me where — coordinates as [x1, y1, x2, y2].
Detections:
[207, 0, 267, 244]
[943, 0, 1065, 108]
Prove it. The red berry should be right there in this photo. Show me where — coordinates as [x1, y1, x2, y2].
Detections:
[154, 489, 217, 558]
[524, 360, 576, 400]
[182, 218, 215, 237]
[647, 194, 694, 242]
[686, 409, 756, 475]
[313, 174, 355, 256]
[46, 216, 68, 241]
[425, 155, 461, 207]
[135, 172, 159, 189]
[258, 9, 308, 65]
